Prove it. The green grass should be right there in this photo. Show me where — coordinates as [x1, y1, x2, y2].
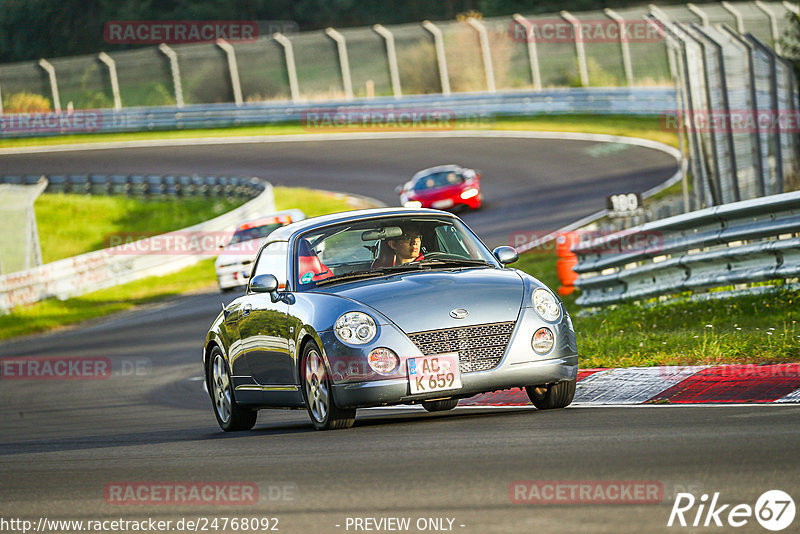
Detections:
[513, 250, 800, 368]
[0, 259, 219, 340]
[0, 115, 676, 149]
[36, 195, 246, 263]
[2, 187, 361, 341]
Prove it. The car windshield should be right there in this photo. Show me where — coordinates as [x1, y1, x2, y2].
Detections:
[294, 215, 497, 289]
[412, 171, 464, 191]
[229, 223, 284, 245]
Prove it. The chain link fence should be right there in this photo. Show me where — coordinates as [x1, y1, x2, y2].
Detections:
[654, 9, 799, 213]
[0, 2, 795, 111]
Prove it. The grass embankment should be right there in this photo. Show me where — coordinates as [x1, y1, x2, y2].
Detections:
[0, 187, 360, 341]
[515, 252, 800, 368]
[0, 115, 677, 149]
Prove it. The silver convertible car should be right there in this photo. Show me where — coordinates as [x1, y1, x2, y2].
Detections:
[203, 208, 578, 431]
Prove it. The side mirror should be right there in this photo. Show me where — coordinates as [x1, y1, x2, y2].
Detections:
[493, 246, 518, 265]
[249, 273, 278, 296]
[394, 185, 404, 195]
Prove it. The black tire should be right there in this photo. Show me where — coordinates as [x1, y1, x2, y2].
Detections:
[525, 378, 576, 410]
[207, 347, 257, 431]
[300, 341, 356, 430]
[422, 398, 459, 412]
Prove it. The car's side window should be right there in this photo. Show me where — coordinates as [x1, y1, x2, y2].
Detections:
[252, 241, 288, 287]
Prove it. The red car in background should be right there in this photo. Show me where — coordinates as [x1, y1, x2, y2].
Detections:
[396, 164, 483, 211]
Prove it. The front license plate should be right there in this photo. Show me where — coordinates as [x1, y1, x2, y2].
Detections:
[432, 199, 454, 209]
[407, 353, 462, 395]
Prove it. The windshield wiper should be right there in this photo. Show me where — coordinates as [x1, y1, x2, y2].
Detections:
[312, 269, 398, 287]
[417, 258, 492, 267]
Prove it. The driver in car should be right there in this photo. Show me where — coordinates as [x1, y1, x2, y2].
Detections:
[371, 226, 424, 268]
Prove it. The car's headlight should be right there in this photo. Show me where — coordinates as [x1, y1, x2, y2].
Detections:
[460, 188, 479, 199]
[335, 312, 377, 344]
[533, 288, 561, 322]
[368, 348, 399, 375]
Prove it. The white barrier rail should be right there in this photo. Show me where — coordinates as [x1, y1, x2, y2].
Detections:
[0, 183, 275, 313]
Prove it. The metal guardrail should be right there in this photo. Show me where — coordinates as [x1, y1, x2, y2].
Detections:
[0, 183, 276, 313]
[0, 87, 676, 138]
[572, 190, 800, 306]
[0, 174, 266, 198]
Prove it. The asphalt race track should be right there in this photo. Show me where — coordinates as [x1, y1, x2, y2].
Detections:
[0, 134, 677, 247]
[2, 135, 799, 533]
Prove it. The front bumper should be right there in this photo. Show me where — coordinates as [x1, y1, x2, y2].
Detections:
[332, 354, 578, 408]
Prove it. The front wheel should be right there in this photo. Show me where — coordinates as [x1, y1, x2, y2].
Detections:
[208, 347, 257, 431]
[525, 378, 576, 410]
[422, 398, 459, 412]
[301, 342, 356, 430]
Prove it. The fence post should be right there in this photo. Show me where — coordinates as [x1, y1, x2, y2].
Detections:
[560, 11, 589, 87]
[654, 14, 714, 208]
[720, 26, 766, 196]
[216, 39, 243, 106]
[747, 35, 784, 193]
[273, 33, 300, 103]
[754, 1, 781, 52]
[512, 14, 542, 91]
[422, 20, 451, 96]
[157, 44, 184, 108]
[373, 24, 402, 98]
[604, 8, 634, 86]
[98, 52, 122, 110]
[720, 2, 745, 33]
[38, 59, 61, 112]
[692, 24, 740, 202]
[687, 3, 710, 26]
[466, 17, 496, 93]
[325, 28, 353, 100]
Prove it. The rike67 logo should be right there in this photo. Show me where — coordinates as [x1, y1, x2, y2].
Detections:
[668, 490, 795, 531]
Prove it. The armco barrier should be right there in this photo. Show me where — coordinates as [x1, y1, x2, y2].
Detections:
[0, 183, 275, 313]
[0, 87, 675, 138]
[573, 190, 800, 306]
[0, 174, 266, 198]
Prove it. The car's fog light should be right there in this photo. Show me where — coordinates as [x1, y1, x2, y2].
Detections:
[532, 327, 555, 354]
[369, 348, 399, 375]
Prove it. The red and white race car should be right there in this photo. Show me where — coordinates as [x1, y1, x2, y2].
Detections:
[396, 164, 483, 211]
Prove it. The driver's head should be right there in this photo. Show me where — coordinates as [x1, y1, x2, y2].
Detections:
[388, 225, 422, 264]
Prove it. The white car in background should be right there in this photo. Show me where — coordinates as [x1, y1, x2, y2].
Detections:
[215, 209, 305, 291]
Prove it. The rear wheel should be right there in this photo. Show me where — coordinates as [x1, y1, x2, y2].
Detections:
[208, 347, 257, 431]
[421, 398, 459, 412]
[301, 341, 356, 430]
[525, 378, 576, 410]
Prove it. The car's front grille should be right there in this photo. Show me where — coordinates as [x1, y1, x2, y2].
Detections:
[406, 321, 515, 373]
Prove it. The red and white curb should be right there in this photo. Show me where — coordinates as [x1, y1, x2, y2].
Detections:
[461, 364, 800, 406]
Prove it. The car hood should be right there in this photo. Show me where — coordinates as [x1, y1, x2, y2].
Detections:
[319, 268, 523, 333]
